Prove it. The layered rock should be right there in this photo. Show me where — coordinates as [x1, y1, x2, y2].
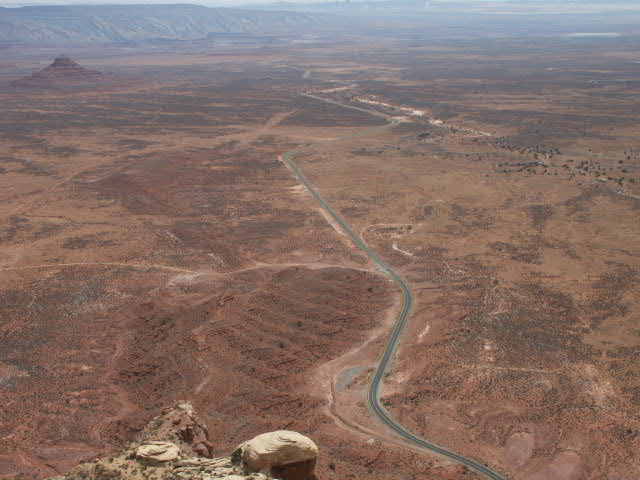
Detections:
[47, 402, 318, 480]
[136, 442, 181, 465]
[137, 401, 213, 458]
[234, 431, 319, 480]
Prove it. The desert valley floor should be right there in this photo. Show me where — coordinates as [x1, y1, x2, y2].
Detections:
[1, 30, 640, 480]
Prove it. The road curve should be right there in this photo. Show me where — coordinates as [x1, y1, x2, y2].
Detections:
[282, 94, 508, 480]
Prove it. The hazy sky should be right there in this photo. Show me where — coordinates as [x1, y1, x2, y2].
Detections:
[0, 0, 304, 5]
[0, 0, 286, 5]
[3, 0, 295, 5]
[0, 0, 403, 6]
[0, 0, 487, 7]
[0, 0, 541, 8]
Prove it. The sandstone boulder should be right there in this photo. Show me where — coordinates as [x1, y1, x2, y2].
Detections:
[234, 431, 318, 480]
[136, 441, 180, 464]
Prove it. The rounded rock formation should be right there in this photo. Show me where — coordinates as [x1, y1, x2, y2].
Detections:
[234, 431, 318, 480]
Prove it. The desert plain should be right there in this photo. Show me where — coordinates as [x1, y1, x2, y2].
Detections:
[1, 11, 640, 480]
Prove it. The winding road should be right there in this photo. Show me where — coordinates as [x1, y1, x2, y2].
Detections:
[282, 94, 508, 480]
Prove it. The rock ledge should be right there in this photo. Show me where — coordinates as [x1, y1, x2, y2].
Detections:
[47, 402, 318, 480]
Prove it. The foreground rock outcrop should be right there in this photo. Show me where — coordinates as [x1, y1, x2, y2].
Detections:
[48, 402, 318, 480]
[234, 431, 319, 480]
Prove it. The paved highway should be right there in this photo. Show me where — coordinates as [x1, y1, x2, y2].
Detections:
[282, 94, 508, 480]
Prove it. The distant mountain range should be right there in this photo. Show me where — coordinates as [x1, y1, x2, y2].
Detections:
[0, 4, 325, 45]
[257, 0, 640, 13]
[1, 1, 637, 46]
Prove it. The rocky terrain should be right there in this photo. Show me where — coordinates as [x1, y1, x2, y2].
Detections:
[48, 402, 319, 480]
